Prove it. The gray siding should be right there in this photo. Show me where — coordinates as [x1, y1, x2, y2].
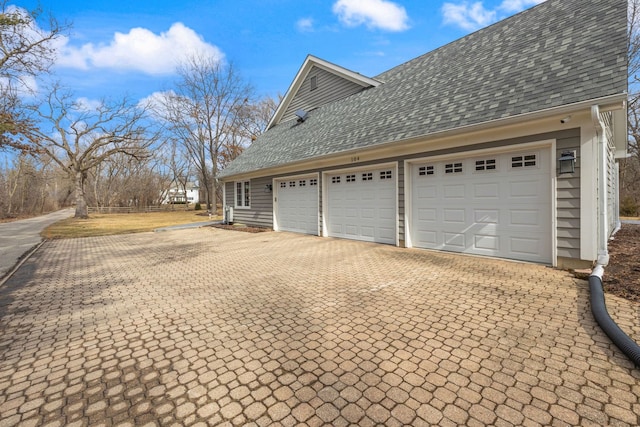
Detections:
[225, 178, 273, 228]
[224, 128, 582, 261]
[556, 133, 581, 259]
[281, 66, 367, 123]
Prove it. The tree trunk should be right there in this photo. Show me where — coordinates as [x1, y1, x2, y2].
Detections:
[74, 171, 88, 218]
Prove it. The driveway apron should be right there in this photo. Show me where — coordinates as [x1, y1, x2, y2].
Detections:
[0, 228, 638, 426]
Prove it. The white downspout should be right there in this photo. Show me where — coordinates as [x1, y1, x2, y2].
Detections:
[590, 105, 609, 273]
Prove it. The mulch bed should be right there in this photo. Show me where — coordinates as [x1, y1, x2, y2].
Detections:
[211, 223, 271, 233]
[603, 223, 640, 304]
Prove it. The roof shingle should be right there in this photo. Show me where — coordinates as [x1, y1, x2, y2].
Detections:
[221, 0, 627, 178]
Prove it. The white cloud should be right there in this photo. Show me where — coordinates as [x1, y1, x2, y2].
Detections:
[332, 0, 410, 32]
[74, 97, 102, 112]
[442, 0, 546, 31]
[57, 23, 224, 75]
[296, 18, 315, 32]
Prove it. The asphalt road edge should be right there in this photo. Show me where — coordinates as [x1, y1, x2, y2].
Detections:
[0, 239, 47, 288]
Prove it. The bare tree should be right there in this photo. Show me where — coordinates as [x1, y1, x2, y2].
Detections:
[157, 54, 256, 214]
[0, 2, 67, 152]
[623, 1, 640, 214]
[25, 84, 158, 218]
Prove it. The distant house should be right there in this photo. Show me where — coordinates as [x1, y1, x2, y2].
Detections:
[220, 0, 627, 268]
[163, 182, 200, 205]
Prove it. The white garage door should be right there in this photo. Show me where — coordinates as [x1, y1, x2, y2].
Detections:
[326, 166, 396, 244]
[411, 149, 551, 263]
[275, 176, 318, 235]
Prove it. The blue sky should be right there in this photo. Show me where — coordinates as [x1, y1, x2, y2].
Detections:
[13, 0, 546, 104]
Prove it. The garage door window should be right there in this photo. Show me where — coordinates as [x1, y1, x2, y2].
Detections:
[310, 178, 318, 186]
[362, 172, 373, 181]
[380, 170, 393, 180]
[475, 159, 497, 172]
[419, 165, 435, 176]
[331, 176, 341, 184]
[445, 163, 463, 174]
[235, 181, 250, 208]
[511, 154, 537, 168]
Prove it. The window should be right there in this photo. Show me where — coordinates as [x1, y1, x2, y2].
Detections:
[235, 181, 250, 208]
[299, 180, 306, 187]
[362, 172, 373, 181]
[310, 75, 318, 91]
[280, 182, 286, 188]
[331, 176, 341, 184]
[289, 181, 296, 187]
[475, 159, 496, 171]
[346, 174, 356, 182]
[419, 165, 435, 176]
[309, 178, 318, 186]
[445, 163, 463, 174]
[380, 170, 393, 180]
[512, 154, 537, 168]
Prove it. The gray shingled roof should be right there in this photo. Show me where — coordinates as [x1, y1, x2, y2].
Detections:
[221, 0, 627, 178]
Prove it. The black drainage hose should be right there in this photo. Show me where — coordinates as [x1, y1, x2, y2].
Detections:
[589, 274, 640, 367]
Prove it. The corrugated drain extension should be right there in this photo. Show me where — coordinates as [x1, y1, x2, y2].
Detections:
[589, 274, 640, 367]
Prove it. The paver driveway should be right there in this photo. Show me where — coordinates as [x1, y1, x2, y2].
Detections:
[0, 228, 639, 426]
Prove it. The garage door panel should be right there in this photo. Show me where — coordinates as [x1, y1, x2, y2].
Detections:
[444, 184, 465, 199]
[444, 232, 465, 249]
[411, 149, 551, 263]
[509, 236, 542, 257]
[327, 166, 396, 245]
[276, 178, 318, 235]
[474, 234, 499, 251]
[474, 182, 500, 198]
[474, 209, 499, 223]
[418, 208, 437, 221]
[509, 210, 540, 226]
[443, 208, 466, 224]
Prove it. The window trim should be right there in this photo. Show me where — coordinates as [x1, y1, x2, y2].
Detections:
[235, 180, 251, 209]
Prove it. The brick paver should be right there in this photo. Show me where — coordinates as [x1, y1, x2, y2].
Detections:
[0, 228, 639, 426]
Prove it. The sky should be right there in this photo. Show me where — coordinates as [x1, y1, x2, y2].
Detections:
[13, 0, 547, 107]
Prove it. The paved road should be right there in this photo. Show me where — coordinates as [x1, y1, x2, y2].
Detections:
[0, 228, 638, 426]
[0, 208, 74, 278]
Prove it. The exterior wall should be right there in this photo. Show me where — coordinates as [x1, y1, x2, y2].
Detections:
[281, 66, 366, 123]
[556, 132, 581, 260]
[225, 177, 273, 228]
[223, 128, 583, 263]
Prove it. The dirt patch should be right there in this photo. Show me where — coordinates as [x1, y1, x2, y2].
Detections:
[211, 223, 271, 233]
[603, 223, 640, 304]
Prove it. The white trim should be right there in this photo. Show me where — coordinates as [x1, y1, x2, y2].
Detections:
[580, 122, 598, 260]
[273, 172, 320, 235]
[550, 140, 558, 267]
[321, 161, 398, 245]
[234, 180, 251, 209]
[267, 55, 381, 129]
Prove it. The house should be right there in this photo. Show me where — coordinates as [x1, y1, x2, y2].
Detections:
[219, 0, 627, 268]
[163, 182, 200, 205]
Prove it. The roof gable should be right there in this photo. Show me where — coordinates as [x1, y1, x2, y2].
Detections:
[267, 55, 381, 129]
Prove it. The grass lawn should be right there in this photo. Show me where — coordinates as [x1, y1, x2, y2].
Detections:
[43, 210, 221, 239]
